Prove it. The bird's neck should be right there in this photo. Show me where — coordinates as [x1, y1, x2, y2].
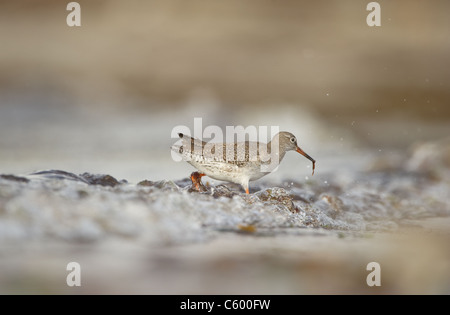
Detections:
[267, 139, 287, 162]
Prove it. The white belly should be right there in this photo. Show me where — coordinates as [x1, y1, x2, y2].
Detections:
[188, 160, 268, 184]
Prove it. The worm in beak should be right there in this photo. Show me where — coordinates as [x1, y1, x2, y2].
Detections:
[296, 147, 316, 175]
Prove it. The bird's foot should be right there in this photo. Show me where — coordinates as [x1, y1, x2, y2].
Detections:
[190, 172, 207, 192]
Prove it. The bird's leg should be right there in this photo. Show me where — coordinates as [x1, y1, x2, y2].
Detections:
[242, 180, 250, 195]
[190, 172, 206, 192]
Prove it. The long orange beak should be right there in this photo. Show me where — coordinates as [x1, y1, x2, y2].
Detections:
[296, 147, 316, 175]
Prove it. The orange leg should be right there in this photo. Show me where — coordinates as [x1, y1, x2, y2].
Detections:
[190, 172, 206, 191]
[245, 188, 249, 194]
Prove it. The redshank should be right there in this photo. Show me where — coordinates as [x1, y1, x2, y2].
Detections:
[173, 131, 315, 194]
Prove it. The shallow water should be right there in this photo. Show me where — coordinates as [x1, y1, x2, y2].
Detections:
[1, 100, 450, 293]
[1, 141, 450, 293]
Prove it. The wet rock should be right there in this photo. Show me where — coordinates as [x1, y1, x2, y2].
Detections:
[289, 186, 316, 203]
[173, 178, 192, 188]
[30, 170, 125, 187]
[137, 180, 155, 187]
[1, 134, 449, 244]
[0, 174, 29, 183]
[31, 170, 89, 183]
[211, 185, 239, 198]
[187, 186, 210, 193]
[79, 173, 122, 187]
[152, 180, 179, 191]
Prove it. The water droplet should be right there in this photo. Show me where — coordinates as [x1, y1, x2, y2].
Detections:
[378, 149, 382, 152]
[305, 176, 309, 180]
[324, 180, 328, 184]
[326, 93, 329, 96]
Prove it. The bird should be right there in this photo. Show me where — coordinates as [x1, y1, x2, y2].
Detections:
[172, 131, 315, 194]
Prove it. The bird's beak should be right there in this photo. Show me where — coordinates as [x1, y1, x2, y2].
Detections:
[296, 147, 316, 175]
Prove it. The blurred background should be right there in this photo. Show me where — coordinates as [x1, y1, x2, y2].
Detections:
[1, 0, 449, 182]
[1, 0, 450, 295]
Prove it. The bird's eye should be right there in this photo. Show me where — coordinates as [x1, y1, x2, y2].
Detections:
[290, 137, 296, 143]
